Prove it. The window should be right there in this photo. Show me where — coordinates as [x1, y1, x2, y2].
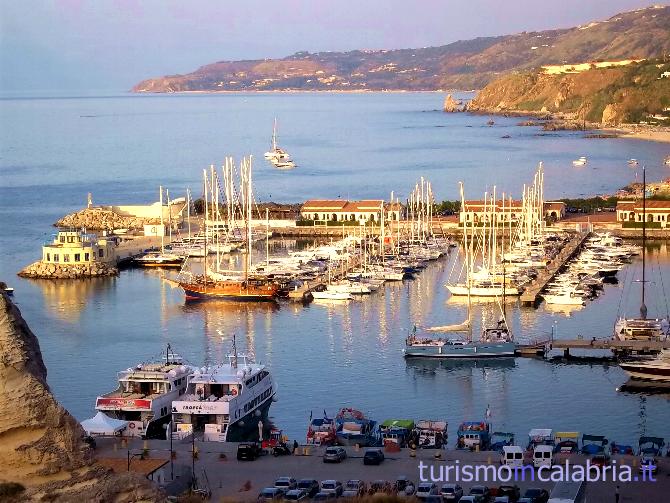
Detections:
[74, 253, 80, 262]
[63, 254, 70, 262]
[46, 253, 51, 261]
[54, 254, 59, 262]
[59, 236, 65, 243]
[98, 249, 104, 258]
[67, 236, 74, 243]
[85, 253, 90, 261]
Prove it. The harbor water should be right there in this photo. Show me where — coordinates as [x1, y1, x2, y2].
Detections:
[1, 92, 670, 445]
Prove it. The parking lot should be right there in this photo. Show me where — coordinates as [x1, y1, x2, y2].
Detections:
[94, 438, 670, 502]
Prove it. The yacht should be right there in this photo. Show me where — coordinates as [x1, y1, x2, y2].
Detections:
[134, 251, 184, 268]
[171, 353, 276, 442]
[95, 345, 194, 438]
[572, 156, 587, 166]
[404, 333, 516, 358]
[619, 351, 670, 382]
[542, 291, 586, 306]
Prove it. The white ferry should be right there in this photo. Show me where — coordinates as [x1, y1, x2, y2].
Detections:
[171, 353, 276, 442]
[95, 345, 194, 438]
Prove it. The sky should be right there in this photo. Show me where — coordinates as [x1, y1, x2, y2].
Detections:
[0, 0, 665, 92]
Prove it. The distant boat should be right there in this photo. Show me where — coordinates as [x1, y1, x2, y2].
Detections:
[664, 156, 670, 166]
[572, 156, 587, 166]
[264, 118, 296, 168]
[628, 159, 639, 166]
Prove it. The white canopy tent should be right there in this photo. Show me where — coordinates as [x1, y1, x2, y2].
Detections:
[81, 412, 128, 436]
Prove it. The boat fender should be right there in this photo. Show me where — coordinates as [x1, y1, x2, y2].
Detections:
[129, 422, 136, 429]
[232, 388, 238, 396]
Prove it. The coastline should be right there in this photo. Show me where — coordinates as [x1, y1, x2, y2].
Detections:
[601, 127, 670, 144]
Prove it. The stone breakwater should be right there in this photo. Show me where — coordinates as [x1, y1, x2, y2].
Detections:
[55, 208, 160, 231]
[18, 261, 118, 279]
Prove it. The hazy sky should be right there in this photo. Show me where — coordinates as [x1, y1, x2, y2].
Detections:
[0, 0, 664, 92]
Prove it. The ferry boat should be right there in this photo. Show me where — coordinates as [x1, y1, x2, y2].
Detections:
[171, 352, 276, 442]
[335, 408, 377, 447]
[95, 345, 194, 438]
[619, 351, 670, 382]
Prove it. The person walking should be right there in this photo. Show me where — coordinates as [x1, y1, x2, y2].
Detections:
[615, 484, 620, 503]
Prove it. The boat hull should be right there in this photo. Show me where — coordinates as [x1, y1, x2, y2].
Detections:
[180, 281, 278, 302]
[404, 342, 516, 358]
[447, 285, 520, 297]
[225, 396, 274, 442]
[619, 364, 670, 382]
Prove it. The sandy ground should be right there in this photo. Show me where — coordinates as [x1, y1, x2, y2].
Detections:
[94, 438, 670, 502]
[602, 128, 670, 144]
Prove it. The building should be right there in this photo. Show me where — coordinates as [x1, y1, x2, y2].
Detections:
[42, 229, 117, 265]
[459, 200, 566, 225]
[300, 199, 401, 223]
[545, 201, 567, 220]
[616, 200, 670, 227]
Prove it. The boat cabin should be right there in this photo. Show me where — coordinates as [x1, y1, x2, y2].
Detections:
[457, 421, 491, 450]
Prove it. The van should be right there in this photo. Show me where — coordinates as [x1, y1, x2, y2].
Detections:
[533, 445, 553, 468]
[501, 445, 524, 468]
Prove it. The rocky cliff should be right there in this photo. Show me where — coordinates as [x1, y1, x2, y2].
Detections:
[467, 59, 670, 125]
[133, 6, 669, 92]
[0, 293, 163, 502]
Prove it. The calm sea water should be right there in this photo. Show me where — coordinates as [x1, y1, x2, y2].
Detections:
[1, 92, 669, 445]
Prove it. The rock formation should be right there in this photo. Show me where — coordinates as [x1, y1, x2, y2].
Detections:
[17, 261, 118, 280]
[55, 208, 160, 232]
[442, 94, 463, 112]
[0, 293, 163, 502]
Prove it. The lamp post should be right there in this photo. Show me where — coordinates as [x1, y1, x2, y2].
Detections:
[127, 449, 142, 471]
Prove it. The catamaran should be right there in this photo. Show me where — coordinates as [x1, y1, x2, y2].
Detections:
[264, 118, 296, 168]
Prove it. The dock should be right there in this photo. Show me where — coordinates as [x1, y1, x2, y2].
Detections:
[520, 231, 591, 307]
[516, 338, 670, 358]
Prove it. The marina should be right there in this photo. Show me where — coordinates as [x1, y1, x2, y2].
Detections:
[2, 92, 670, 501]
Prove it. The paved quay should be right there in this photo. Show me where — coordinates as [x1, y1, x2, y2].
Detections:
[94, 438, 670, 502]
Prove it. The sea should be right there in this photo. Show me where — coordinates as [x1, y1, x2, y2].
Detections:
[1, 91, 670, 446]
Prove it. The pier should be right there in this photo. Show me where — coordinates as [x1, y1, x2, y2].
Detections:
[516, 338, 670, 358]
[520, 231, 591, 307]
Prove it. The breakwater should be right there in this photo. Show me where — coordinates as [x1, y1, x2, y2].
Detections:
[18, 261, 118, 279]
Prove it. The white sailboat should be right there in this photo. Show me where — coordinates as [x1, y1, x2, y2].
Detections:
[264, 118, 296, 168]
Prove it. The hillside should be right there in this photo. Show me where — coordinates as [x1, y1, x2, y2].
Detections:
[467, 59, 670, 125]
[133, 5, 670, 93]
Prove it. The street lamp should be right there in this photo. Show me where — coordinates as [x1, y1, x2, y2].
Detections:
[127, 449, 143, 471]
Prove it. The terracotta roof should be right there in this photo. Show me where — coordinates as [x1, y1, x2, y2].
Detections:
[617, 200, 670, 211]
[544, 202, 566, 210]
[342, 200, 383, 212]
[301, 200, 347, 211]
[463, 200, 523, 209]
[97, 457, 169, 477]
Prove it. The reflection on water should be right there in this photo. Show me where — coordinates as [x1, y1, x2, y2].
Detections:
[31, 277, 116, 323]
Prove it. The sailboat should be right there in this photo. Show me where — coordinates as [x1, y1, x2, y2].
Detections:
[178, 157, 280, 301]
[404, 183, 516, 358]
[613, 167, 669, 342]
[134, 186, 184, 268]
[264, 118, 296, 168]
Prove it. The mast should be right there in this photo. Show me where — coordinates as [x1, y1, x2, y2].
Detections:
[272, 118, 277, 151]
[641, 166, 647, 319]
[265, 207, 270, 268]
[159, 186, 164, 253]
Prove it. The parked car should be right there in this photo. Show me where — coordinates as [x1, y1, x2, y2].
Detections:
[440, 483, 463, 501]
[237, 442, 262, 461]
[469, 486, 490, 500]
[320, 480, 343, 497]
[343, 480, 366, 498]
[416, 482, 439, 499]
[589, 453, 611, 470]
[497, 485, 520, 502]
[312, 492, 337, 501]
[423, 497, 443, 503]
[396, 477, 416, 496]
[363, 448, 385, 465]
[522, 488, 549, 503]
[258, 487, 285, 501]
[459, 496, 484, 503]
[323, 446, 347, 463]
[274, 477, 297, 491]
[494, 497, 510, 503]
[284, 489, 307, 501]
[296, 479, 319, 498]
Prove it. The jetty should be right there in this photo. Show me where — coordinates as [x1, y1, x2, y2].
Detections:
[520, 231, 591, 307]
[516, 337, 670, 359]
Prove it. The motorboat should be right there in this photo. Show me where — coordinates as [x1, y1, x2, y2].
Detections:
[619, 351, 670, 382]
[572, 156, 587, 166]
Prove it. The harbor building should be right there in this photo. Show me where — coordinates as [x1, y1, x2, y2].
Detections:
[459, 200, 566, 225]
[42, 229, 117, 265]
[616, 200, 670, 227]
[300, 199, 402, 223]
